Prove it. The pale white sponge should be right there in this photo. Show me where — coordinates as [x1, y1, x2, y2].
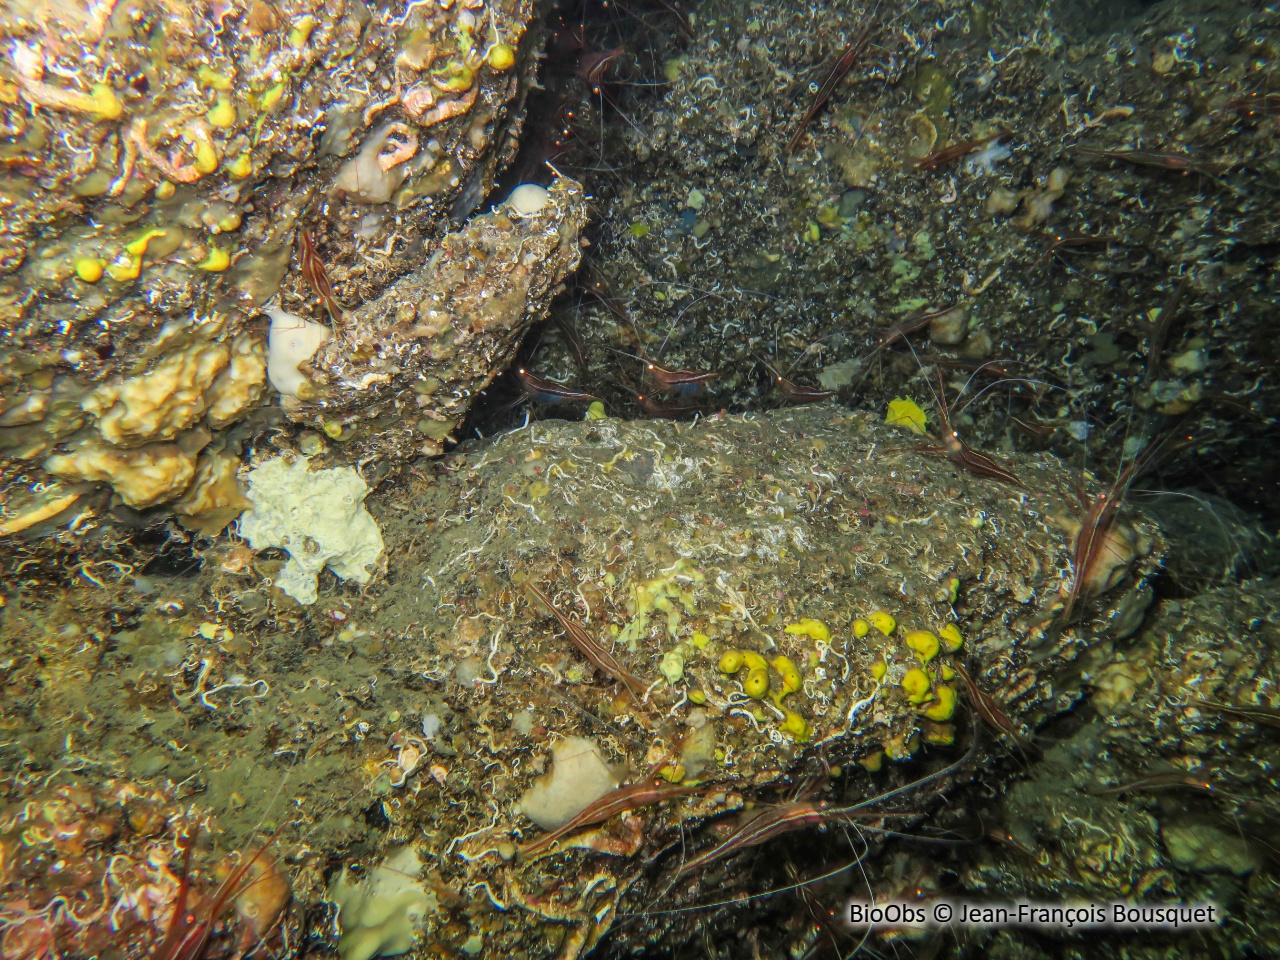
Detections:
[516, 737, 618, 830]
[328, 846, 437, 960]
[266, 308, 330, 397]
[238, 456, 384, 604]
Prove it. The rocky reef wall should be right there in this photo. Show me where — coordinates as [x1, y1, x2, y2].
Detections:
[0, 0, 585, 540]
[0, 405, 1175, 958]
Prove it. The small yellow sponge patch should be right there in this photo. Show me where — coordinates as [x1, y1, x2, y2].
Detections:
[719, 649, 771, 700]
[487, 42, 517, 70]
[780, 711, 811, 740]
[74, 257, 104, 282]
[868, 610, 897, 636]
[939, 624, 964, 651]
[718, 650, 745, 673]
[904, 630, 940, 664]
[885, 397, 927, 435]
[743, 668, 769, 699]
[901, 667, 931, 704]
[923, 684, 957, 721]
[785, 618, 831, 643]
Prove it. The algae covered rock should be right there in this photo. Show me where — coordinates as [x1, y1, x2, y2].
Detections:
[0, 403, 1172, 959]
[960, 582, 1280, 955]
[319, 404, 1159, 957]
[525, 0, 1278, 531]
[0, 0, 579, 536]
[1162, 820, 1261, 876]
[283, 177, 588, 460]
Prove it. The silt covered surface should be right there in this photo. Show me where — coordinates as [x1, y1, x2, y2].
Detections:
[0, 406, 1161, 958]
[516, 0, 1280, 525]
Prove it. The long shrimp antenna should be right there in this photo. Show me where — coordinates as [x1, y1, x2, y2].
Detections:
[655, 291, 728, 359]
[955, 372, 1070, 417]
[899, 334, 946, 422]
[625, 842, 874, 919]
[604, 344, 648, 364]
[632, 730, 980, 926]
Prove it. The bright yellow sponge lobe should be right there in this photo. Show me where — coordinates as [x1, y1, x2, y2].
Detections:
[901, 668, 931, 704]
[904, 630, 940, 664]
[939, 624, 964, 651]
[743, 668, 770, 699]
[923, 684, 956, 721]
[785, 618, 831, 643]
[869, 610, 897, 636]
[718, 650, 744, 674]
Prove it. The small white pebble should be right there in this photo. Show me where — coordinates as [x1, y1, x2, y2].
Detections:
[454, 658, 483, 684]
[506, 183, 549, 216]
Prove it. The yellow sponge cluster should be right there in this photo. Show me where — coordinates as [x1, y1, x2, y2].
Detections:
[848, 610, 972, 749]
[892, 621, 967, 723]
[718, 648, 811, 741]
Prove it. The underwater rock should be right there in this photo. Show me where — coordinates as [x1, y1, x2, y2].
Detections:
[0, 0, 547, 532]
[1162, 820, 1261, 876]
[0, 404, 1183, 959]
[239, 455, 384, 605]
[282, 177, 588, 460]
[927, 302, 969, 346]
[1136, 491, 1278, 592]
[308, 404, 1161, 956]
[961, 581, 1280, 953]
[525, 0, 1279, 537]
